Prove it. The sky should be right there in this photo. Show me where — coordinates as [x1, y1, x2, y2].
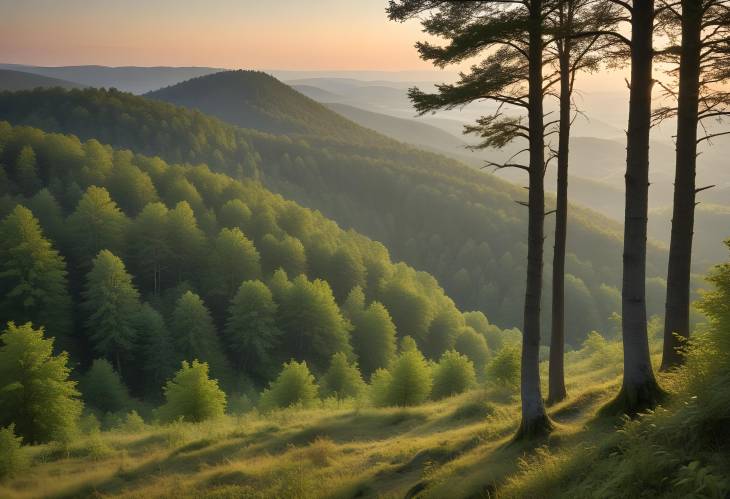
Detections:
[0, 0, 435, 70]
[0, 0, 628, 91]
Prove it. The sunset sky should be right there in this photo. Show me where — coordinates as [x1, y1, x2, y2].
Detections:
[0, 0, 433, 70]
[0, 0, 628, 92]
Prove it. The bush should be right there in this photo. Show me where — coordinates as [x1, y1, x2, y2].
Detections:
[0, 322, 83, 443]
[432, 350, 477, 399]
[0, 425, 27, 480]
[259, 360, 319, 411]
[386, 347, 433, 406]
[117, 410, 146, 433]
[485, 343, 520, 388]
[158, 360, 227, 423]
[454, 327, 490, 369]
[80, 359, 131, 414]
[319, 352, 366, 401]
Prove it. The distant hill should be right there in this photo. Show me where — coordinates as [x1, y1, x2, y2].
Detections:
[0, 64, 221, 94]
[292, 84, 343, 102]
[146, 70, 373, 142]
[0, 69, 85, 91]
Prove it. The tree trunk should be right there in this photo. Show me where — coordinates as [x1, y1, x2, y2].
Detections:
[517, 0, 552, 439]
[610, 0, 662, 414]
[548, 38, 571, 405]
[661, 0, 701, 371]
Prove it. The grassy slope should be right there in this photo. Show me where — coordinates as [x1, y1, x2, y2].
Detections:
[0, 342, 646, 499]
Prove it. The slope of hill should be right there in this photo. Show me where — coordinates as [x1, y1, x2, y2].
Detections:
[0, 69, 85, 91]
[0, 64, 221, 94]
[0, 85, 671, 346]
[146, 71, 371, 143]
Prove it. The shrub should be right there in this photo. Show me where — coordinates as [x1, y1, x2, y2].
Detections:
[432, 350, 477, 399]
[80, 359, 131, 414]
[259, 360, 319, 411]
[387, 346, 432, 406]
[0, 322, 83, 443]
[158, 360, 227, 423]
[320, 352, 366, 401]
[485, 343, 520, 388]
[0, 425, 27, 480]
[117, 411, 146, 433]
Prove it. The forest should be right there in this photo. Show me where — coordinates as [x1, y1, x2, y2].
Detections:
[0, 0, 729, 498]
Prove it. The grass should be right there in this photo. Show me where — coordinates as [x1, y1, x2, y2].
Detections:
[1, 333, 713, 498]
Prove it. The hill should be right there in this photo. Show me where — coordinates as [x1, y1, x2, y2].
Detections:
[0, 64, 221, 94]
[0, 84, 673, 347]
[146, 71, 372, 142]
[0, 69, 85, 91]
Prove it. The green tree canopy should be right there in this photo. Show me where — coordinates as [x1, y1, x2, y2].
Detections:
[82, 250, 140, 374]
[0, 205, 71, 343]
[259, 360, 319, 411]
[454, 326, 490, 370]
[0, 322, 82, 443]
[131, 303, 176, 398]
[277, 275, 352, 372]
[67, 186, 129, 267]
[319, 352, 366, 401]
[387, 345, 433, 406]
[224, 280, 281, 381]
[431, 350, 477, 400]
[158, 360, 226, 423]
[210, 227, 261, 301]
[79, 358, 131, 414]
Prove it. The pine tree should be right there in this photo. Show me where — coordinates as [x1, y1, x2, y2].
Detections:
[320, 352, 366, 401]
[166, 201, 206, 284]
[14, 146, 41, 196]
[82, 250, 140, 374]
[224, 280, 281, 381]
[131, 303, 176, 398]
[277, 275, 352, 372]
[128, 202, 171, 296]
[0, 206, 72, 343]
[67, 186, 129, 269]
[0, 322, 82, 443]
[79, 358, 131, 414]
[210, 227, 261, 302]
[170, 291, 229, 380]
[159, 360, 226, 423]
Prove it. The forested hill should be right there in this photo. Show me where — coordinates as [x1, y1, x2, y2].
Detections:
[0, 85, 671, 346]
[0, 69, 86, 92]
[0, 121, 511, 396]
[146, 71, 375, 143]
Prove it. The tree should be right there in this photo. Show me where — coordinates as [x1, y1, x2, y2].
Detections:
[656, 0, 730, 370]
[350, 299, 398, 379]
[598, 0, 664, 414]
[67, 186, 129, 268]
[697, 240, 730, 373]
[432, 350, 477, 399]
[166, 201, 206, 285]
[131, 303, 176, 398]
[224, 280, 281, 382]
[387, 344, 432, 406]
[0, 322, 82, 443]
[425, 307, 463, 359]
[14, 145, 40, 196]
[546, 0, 618, 404]
[128, 202, 170, 296]
[79, 359, 131, 414]
[454, 326, 490, 370]
[388, 0, 553, 436]
[107, 158, 158, 216]
[319, 352, 366, 401]
[210, 227, 261, 302]
[0, 206, 72, 343]
[277, 275, 352, 372]
[170, 291, 228, 379]
[82, 250, 140, 374]
[380, 279, 434, 343]
[0, 425, 28, 480]
[259, 233, 307, 277]
[259, 360, 319, 411]
[158, 360, 226, 423]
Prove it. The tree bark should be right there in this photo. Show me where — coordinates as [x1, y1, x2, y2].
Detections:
[661, 0, 702, 371]
[517, 0, 553, 438]
[610, 0, 662, 414]
[548, 35, 571, 405]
